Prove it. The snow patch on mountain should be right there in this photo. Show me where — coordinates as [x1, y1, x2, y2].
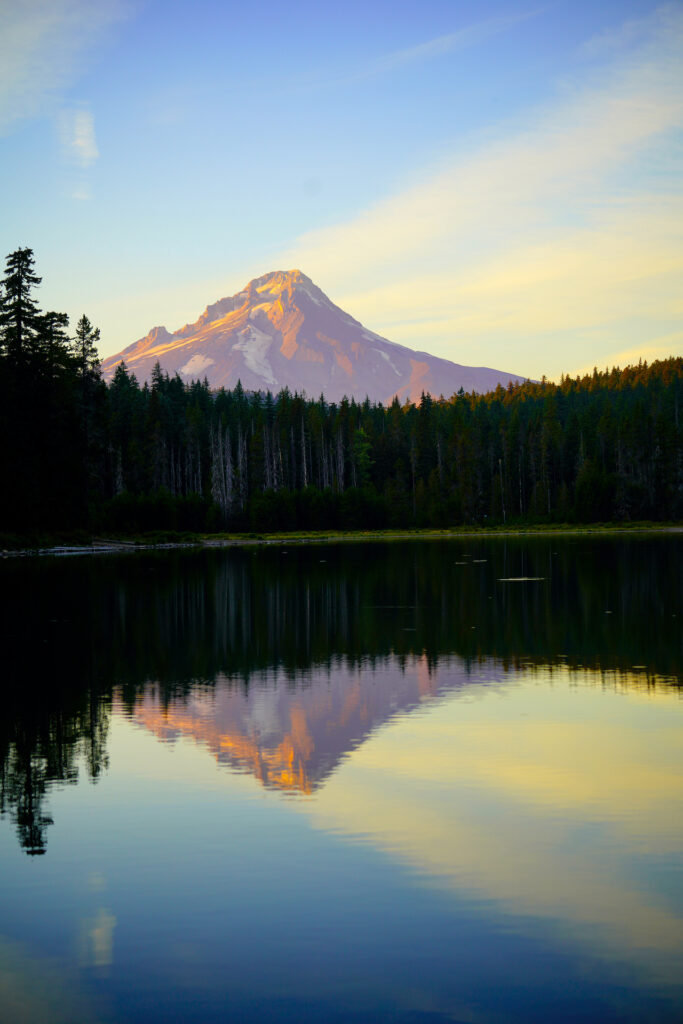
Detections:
[180, 353, 215, 377]
[249, 303, 274, 319]
[375, 348, 401, 376]
[233, 326, 277, 387]
[298, 280, 323, 306]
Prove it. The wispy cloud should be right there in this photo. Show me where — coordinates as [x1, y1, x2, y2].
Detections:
[355, 7, 549, 81]
[58, 104, 99, 199]
[0, 0, 128, 133]
[59, 107, 99, 167]
[318, 7, 549, 89]
[276, 6, 683, 378]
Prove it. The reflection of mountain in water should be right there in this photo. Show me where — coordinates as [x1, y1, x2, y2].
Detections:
[133, 656, 493, 794]
[1, 536, 680, 851]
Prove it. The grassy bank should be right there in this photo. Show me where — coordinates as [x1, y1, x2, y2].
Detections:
[1, 521, 681, 557]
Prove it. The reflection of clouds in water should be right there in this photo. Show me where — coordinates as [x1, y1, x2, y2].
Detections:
[131, 656, 677, 805]
[128, 654, 683, 983]
[0, 935, 101, 1023]
[79, 908, 116, 969]
[297, 668, 683, 983]
[87, 870, 106, 893]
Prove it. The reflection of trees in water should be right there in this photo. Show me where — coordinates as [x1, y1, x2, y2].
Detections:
[0, 537, 680, 853]
[101, 538, 680, 695]
[0, 688, 109, 855]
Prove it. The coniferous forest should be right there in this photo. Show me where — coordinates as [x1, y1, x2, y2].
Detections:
[1, 248, 681, 538]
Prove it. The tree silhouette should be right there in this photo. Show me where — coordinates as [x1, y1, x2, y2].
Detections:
[0, 246, 42, 366]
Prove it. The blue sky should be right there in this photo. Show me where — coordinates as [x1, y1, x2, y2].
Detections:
[1, 0, 681, 378]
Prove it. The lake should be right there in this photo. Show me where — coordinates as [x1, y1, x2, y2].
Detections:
[1, 535, 681, 1023]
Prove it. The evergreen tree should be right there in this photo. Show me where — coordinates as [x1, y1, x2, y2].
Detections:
[0, 247, 42, 365]
[72, 315, 101, 381]
[38, 311, 70, 380]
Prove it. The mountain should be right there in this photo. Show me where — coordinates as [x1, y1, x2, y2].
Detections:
[101, 270, 526, 403]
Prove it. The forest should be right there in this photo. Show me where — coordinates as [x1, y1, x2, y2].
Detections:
[1, 247, 681, 537]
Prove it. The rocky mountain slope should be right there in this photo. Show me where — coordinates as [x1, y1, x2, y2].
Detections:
[102, 270, 526, 402]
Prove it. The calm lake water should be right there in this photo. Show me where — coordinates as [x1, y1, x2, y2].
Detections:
[1, 536, 682, 1023]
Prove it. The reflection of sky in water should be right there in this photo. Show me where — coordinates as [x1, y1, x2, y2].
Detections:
[299, 666, 683, 974]
[1, 657, 682, 1022]
[128, 661, 683, 976]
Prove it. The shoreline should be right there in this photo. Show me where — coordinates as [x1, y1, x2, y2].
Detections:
[2, 523, 682, 559]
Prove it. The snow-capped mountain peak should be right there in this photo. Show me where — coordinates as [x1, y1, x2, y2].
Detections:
[102, 271, 526, 402]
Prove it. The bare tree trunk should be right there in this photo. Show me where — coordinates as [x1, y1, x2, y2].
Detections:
[185, 444, 192, 495]
[300, 419, 308, 488]
[277, 433, 284, 492]
[237, 425, 248, 510]
[263, 426, 272, 490]
[290, 426, 296, 489]
[115, 447, 124, 495]
[410, 434, 416, 518]
[499, 458, 506, 524]
[224, 427, 234, 511]
[336, 429, 345, 492]
[518, 447, 523, 516]
[211, 426, 224, 510]
[320, 431, 330, 489]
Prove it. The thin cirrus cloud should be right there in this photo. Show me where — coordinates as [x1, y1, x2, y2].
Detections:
[278, 5, 683, 378]
[356, 8, 547, 78]
[0, 0, 127, 134]
[316, 7, 549, 89]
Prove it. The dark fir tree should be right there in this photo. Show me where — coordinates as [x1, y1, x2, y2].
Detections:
[0, 247, 42, 366]
[72, 314, 101, 380]
[38, 311, 71, 381]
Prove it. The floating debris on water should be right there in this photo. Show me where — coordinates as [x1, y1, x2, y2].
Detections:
[497, 577, 545, 582]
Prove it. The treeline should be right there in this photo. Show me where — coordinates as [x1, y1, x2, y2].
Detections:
[0, 248, 102, 533]
[1, 248, 681, 535]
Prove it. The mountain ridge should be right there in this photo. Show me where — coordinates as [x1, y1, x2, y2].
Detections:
[102, 269, 527, 402]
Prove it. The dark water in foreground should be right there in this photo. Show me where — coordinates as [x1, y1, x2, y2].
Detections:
[0, 536, 682, 1023]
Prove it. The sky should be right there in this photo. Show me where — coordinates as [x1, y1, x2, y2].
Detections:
[1, 0, 682, 380]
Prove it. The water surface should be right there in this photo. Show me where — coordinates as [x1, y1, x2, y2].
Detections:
[1, 537, 681, 1022]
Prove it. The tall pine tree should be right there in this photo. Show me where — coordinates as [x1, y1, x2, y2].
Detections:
[0, 247, 42, 366]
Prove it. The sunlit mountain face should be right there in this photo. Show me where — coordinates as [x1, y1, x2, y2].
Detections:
[101, 270, 526, 402]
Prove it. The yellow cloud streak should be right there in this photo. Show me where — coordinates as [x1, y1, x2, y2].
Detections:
[341, 198, 683, 337]
[310, 776, 683, 971]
